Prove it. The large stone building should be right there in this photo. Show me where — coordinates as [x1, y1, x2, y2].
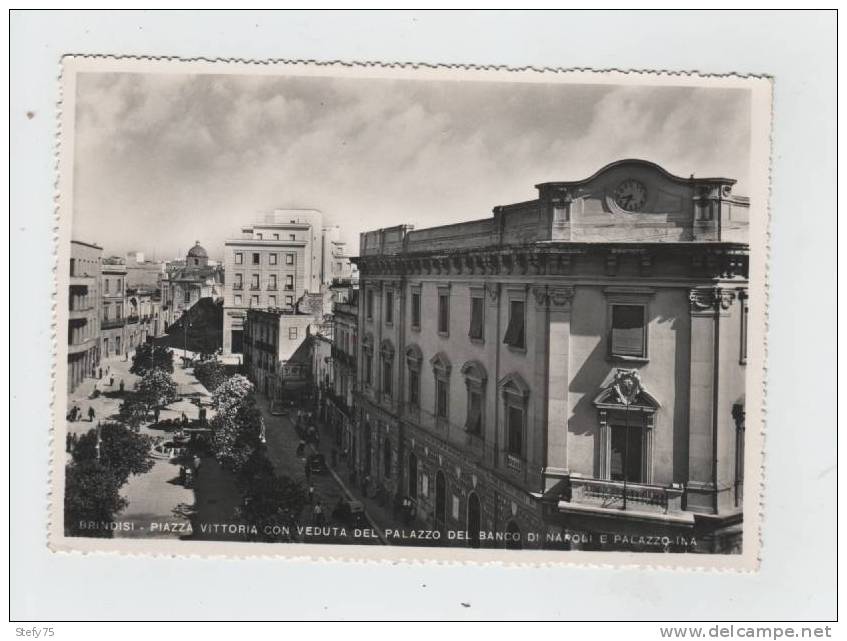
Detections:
[160, 242, 224, 330]
[222, 210, 352, 356]
[242, 308, 314, 400]
[352, 159, 749, 551]
[100, 257, 127, 358]
[68, 240, 102, 392]
[322, 293, 359, 453]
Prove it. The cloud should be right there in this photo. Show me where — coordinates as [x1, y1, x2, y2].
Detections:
[72, 72, 751, 260]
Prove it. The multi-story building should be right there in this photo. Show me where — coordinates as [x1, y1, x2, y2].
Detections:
[325, 292, 359, 453]
[222, 210, 352, 356]
[160, 242, 224, 330]
[100, 257, 127, 359]
[68, 240, 102, 392]
[352, 159, 750, 551]
[126, 288, 162, 347]
[125, 251, 165, 290]
[242, 308, 314, 400]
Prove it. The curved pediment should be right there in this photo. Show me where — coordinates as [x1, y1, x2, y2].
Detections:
[460, 360, 488, 385]
[429, 351, 452, 375]
[498, 371, 530, 398]
[405, 343, 423, 365]
[380, 339, 395, 359]
[593, 370, 660, 411]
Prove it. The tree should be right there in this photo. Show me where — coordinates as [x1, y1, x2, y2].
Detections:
[72, 423, 153, 486]
[130, 343, 174, 376]
[64, 461, 128, 538]
[210, 402, 263, 472]
[237, 451, 305, 541]
[211, 374, 254, 418]
[194, 359, 227, 392]
[135, 368, 179, 420]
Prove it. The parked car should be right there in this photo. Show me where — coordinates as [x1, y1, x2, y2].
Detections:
[307, 453, 327, 475]
[332, 498, 367, 528]
[270, 399, 291, 416]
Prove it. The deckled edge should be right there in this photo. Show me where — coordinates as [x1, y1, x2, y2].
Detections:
[47, 54, 774, 574]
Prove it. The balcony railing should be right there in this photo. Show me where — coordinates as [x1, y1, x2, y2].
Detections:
[505, 453, 523, 474]
[568, 477, 684, 514]
[233, 283, 243, 290]
[101, 318, 125, 329]
[250, 284, 260, 291]
[126, 315, 140, 324]
[267, 285, 278, 291]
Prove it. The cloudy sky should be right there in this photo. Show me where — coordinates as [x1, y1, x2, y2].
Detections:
[73, 71, 750, 260]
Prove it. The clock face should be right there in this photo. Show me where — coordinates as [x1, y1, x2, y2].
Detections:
[613, 179, 648, 212]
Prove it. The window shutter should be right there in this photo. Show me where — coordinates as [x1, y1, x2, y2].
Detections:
[503, 301, 525, 347]
[611, 305, 645, 356]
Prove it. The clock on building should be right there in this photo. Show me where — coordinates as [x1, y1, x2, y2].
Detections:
[613, 179, 648, 212]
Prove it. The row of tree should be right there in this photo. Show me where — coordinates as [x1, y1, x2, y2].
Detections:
[206, 374, 305, 542]
[64, 346, 177, 537]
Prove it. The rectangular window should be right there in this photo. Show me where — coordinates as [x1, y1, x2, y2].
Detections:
[469, 296, 484, 340]
[251, 274, 260, 289]
[117, 279, 122, 293]
[507, 406, 523, 456]
[184, 290, 191, 304]
[289, 234, 296, 241]
[252, 253, 260, 265]
[285, 275, 294, 290]
[285, 295, 294, 306]
[268, 274, 277, 290]
[383, 359, 393, 397]
[235, 252, 243, 264]
[269, 253, 278, 265]
[289, 327, 298, 340]
[273, 233, 280, 240]
[234, 294, 242, 305]
[269, 295, 277, 307]
[466, 389, 482, 434]
[234, 273, 243, 289]
[610, 425, 643, 483]
[437, 293, 449, 334]
[385, 290, 394, 324]
[610, 304, 646, 358]
[251, 295, 259, 307]
[256, 233, 263, 240]
[503, 300, 526, 348]
[408, 369, 420, 407]
[365, 353, 373, 386]
[740, 297, 749, 364]
[285, 253, 294, 265]
[436, 379, 448, 419]
[367, 290, 374, 320]
[411, 292, 421, 329]
[104, 279, 110, 294]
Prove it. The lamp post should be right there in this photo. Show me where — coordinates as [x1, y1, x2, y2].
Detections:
[183, 312, 192, 361]
[613, 369, 642, 512]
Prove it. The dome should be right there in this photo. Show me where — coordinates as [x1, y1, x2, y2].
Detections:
[187, 241, 208, 258]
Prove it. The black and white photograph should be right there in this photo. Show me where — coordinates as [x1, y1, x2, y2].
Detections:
[51, 58, 770, 568]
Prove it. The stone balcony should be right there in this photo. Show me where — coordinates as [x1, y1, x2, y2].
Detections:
[566, 477, 685, 516]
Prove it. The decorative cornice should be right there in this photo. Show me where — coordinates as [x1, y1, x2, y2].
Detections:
[689, 287, 736, 313]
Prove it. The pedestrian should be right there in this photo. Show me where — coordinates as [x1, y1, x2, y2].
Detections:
[109, 375, 114, 387]
[119, 379, 125, 393]
[65, 433, 71, 453]
[87, 406, 95, 422]
[313, 502, 324, 526]
[193, 455, 201, 478]
[98, 367, 102, 380]
[308, 484, 315, 503]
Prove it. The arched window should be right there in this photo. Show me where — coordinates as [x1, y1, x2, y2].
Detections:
[430, 352, 452, 424]
[467, 492, 481, 548]
[461, 360, 488, 436]
[380, 339, 395, 399]
[408, 452, 418, 499]
[405, 344, 423, 412]
[362, 333, 374, 388]
[498, 372, 530, 473]
[435, 470, 447, 528]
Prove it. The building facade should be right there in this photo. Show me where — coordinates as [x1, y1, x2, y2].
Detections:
[68, 240, 102, 392]
[223, 210, 353, 356]
[324, 293, 359, 454]
[160, 242, 224, 330]
[242, 309, 314, 400]
[352, 160, 750, 551]
[100, 257, 127, 358]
